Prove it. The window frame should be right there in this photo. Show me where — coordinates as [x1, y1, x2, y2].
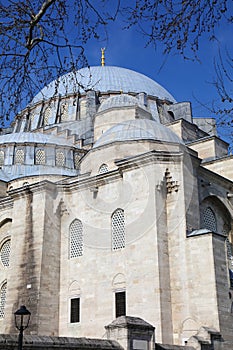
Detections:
[115, 290, 126, 318]
[0, 238, 11, 268]
[112, 208, 125, 251]
[69, 219, 83, 259]
[0, 281, 7, 319]
[15, 148, 25, 165]
[70, 297, 80, 323]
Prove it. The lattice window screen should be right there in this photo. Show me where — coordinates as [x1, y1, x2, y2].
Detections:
[0, 151, 4, 166]
[74, 153, 80, 169]
[99, 164, 108, 174]
[0, 283, 7, 318]
[56, 151, 65, 167]
[112, 209, 125, 250]
[15, 149, 24, 164]
[35, 149, 46, 165]
[222, 223, 230, 236]
[226, 238, 233, 260]
[69, 220, 83, 258]
[44, 107, 51, 125]
[0, 240, 11, 267]
[203, 207, 217, 232]
[30, 113, 35, 123]
[61, 103, 69, 121]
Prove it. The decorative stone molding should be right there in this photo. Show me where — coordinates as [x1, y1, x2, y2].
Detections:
[165, 168, 179, 194]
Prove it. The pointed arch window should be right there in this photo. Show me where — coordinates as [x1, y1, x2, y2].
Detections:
[99, 164, 108, 174]
[0, 282, 7, 318]
[15, 149, 25, 164]
[74, 153, 80, 169]
[0, 150, 4, 166]
[0, 240, 11, 267]
[112, 209, 125, 250]
[44, 106, 51, 126]
[69, 219, 83, 258]
[203, 206, 217, 232]
[60, 102, 69, 121]
[56, 150, 65, 167]
[35, 149, 46, 165]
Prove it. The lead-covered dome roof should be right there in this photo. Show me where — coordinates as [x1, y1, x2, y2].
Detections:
[94, 119, 183, 148]
[32, 66, 176, 104]
[0, 132, 73, 147]
[98, 94, 147, 113]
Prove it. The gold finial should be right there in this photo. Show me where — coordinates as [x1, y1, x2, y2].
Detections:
[101, 48, 105, 66]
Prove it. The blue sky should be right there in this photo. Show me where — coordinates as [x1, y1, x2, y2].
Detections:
[82, 7, 232, 145]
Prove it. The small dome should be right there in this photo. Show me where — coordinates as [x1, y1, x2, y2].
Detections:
[98, 94, 147, 113]
[94, 119, 183, 148]
[0, 132, 73, 147]
[32, 66, 176, 104]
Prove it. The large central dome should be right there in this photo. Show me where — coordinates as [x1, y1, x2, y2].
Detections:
[32, 66, 176, 104]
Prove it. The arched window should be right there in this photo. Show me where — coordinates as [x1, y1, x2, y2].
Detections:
[0, 282, 7, 318]
[0, 240, 11, 267]
[203, 206, 217, 232]
[35, 149, 46, 165]
[60, 102, 69, 121]
[15, 149, 25, 164]
[74, 153, 80, 169]
[112, 209, 125, 250]
[0, 150, 4, 166]
[69, 219, 83, 258]
[56, 150, 65, 167]
[226, 238, 233, 260]
[99, 164, 108, 174]
[44, 106, 51, 126]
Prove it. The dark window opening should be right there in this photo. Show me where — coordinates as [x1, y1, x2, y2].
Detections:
[70, 298, 80, 323]
[115, 291, 126, 318]
[229, 270, 233, 289]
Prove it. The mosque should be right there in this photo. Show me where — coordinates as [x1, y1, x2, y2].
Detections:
[0, 52, 232, 350]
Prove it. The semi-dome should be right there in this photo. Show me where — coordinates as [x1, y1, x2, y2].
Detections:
[94, 119, 183, 148]
[0, 132, 73, 147]
[32, 66, 176, 104]
[98, 94, 147, 113]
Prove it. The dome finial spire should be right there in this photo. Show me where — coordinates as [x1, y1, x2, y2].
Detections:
[101, 48, 105, 66]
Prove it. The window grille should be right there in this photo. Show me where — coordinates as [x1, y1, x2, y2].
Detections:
[226, 238, 233, 261]
[15, 149, 24, 164]
[70, 297, 80, 323]
[112, 209, 125, 250]
[0, 240, 11, 267]
[30, 113, 35, 123]
[56, 150, 65, 167]
[99, 164, 108, 174]
[0, 150, 4, 166]
[115, 291, 126, 318]
[0, 283, 7, 318]
[69, 219, 83, 258]
[44, 107, 51, 125]
[61, 103, 69, 121]
[74, 153, 80, 169]
[222, 223, 230, 236]
[35, 149, 46, 165]
[203, 207, 217, 232]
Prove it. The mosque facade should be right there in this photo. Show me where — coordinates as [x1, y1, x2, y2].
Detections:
[0, 64, 232, 349]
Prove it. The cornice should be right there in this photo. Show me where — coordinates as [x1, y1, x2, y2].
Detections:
[0, 196, 14, 210]
[115, 149, 183, 170]
[7, 180, 57, 199]
[5, 149, 188, 195]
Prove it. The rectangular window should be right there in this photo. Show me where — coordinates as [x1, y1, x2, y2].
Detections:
[70, 297, 80, 323]
[115, 291, 126, 318]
